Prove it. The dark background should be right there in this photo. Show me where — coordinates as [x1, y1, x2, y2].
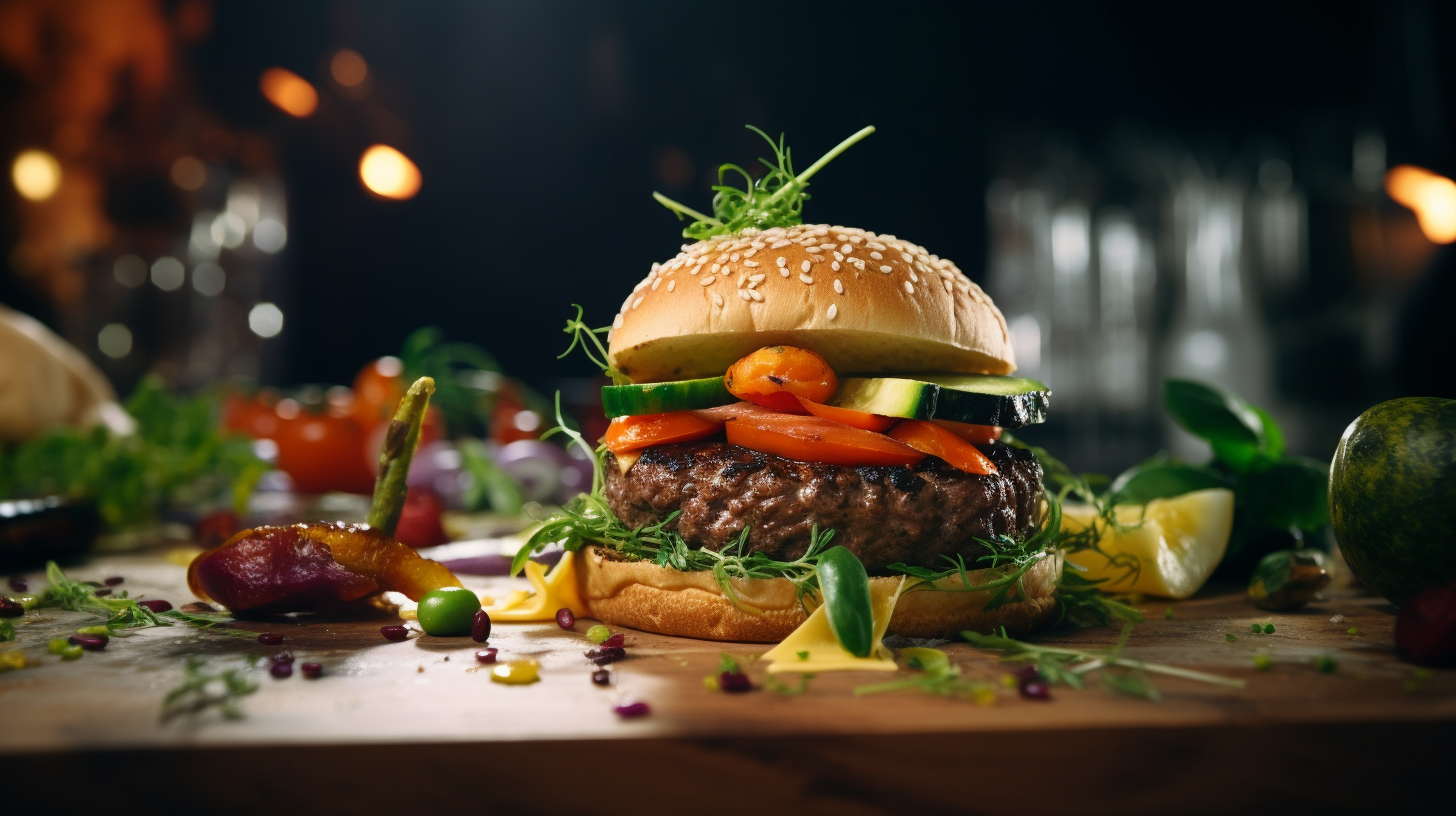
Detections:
[2, 0, 1452, 471]
[185, 0, 1453, 384]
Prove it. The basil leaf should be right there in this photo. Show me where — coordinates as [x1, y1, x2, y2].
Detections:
[817, 546, 874, 657]
[1109, 460, 1231, 506]
[1163, 379, 1264, 450]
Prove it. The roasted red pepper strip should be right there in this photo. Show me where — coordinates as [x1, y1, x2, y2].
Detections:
[887, 419, 998, 475]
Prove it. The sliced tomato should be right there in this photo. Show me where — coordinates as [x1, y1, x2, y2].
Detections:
[604, 412, 722, 454]
[887, 419, 998, 475]
[724, 346, 837, 413]
[721, 410, 925, 467]
[797, 397, 897, 432]
[930, 419, 1003, 446]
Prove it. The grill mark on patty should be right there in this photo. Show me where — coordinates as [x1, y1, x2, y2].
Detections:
[604, 440, 1043, 574]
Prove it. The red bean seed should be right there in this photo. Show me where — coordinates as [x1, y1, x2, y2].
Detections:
[471, 609, 492, 643]
[380, 625, 409, 642]
[257, 632, 284, 646]
[555, 607, 575, 630]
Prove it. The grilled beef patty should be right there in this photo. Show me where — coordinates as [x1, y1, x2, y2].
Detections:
[604, 440, 1043, 574]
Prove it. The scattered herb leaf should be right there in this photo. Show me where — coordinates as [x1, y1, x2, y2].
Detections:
[766, 673, 814, 695]
[1226, 633, 1238, 642]
[1164, 607, 1174, 620]
[161, 657, 259, 721]
[1313, 655, 1338, 674]
[796, 650, 810, 661]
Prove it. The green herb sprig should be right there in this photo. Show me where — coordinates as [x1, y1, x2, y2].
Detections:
[561, 304, 628, 385]
[31, 561, 253, 637]
[964, 625, 1245, 700]
[654, 125, 875, 241]
[161, 657, 260, 721]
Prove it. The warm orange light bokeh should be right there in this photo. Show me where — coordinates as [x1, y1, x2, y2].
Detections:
[11, 149, 61, 200]
[259, 67, 318, 117]
[331, 49, 368, 87]
[1385, 164, 1456, 244]
[359, 145, 421, 200]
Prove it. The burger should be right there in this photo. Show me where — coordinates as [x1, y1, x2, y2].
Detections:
[528, 222, 1056, 646]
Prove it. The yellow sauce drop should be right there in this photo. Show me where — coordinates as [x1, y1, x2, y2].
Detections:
[490, 659, 540, 685]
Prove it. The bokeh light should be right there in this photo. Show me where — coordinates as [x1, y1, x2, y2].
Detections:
[150, 257, 185, 291]
[11, 150, 61, 201]
[170, 156, 207, 191]
[192, 262, 226, 296]
[97, 324, 133, 359]
[249, 302, 285, 337]
[359, 145, 421, 200]
[259, 68, 319, 117]
[331, 49, 368, 87]
[254, 218, 288, 253]
[113, 255, 147, 288]
[1386, 164, 1456, 244]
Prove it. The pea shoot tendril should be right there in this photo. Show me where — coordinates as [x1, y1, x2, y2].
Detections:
[653, 125, 876, 241]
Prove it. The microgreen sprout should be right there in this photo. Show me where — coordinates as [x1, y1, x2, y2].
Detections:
[161, 657, 260, 721]
[560, 304, 627, 385]
[653, 125, 876, 240]
[855, 662, 996, 702]
[766, 673, 814, 695]
[1225, 633, 1238, 642]
[1164, 607, 1174, 620]
[964, 624, 1245, 700]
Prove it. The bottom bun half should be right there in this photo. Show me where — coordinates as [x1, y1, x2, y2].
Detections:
[577, 545, 1061, 643]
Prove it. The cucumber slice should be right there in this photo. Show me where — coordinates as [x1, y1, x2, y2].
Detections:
[828, 375, 1049, 428]
[601, 376, 734, 418]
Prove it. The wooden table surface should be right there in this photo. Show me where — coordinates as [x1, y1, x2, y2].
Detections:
[2, 545, 1451, 814]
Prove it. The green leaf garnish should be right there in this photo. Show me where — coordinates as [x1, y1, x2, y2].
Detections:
[653, 125, 875, 241]
[816, 545, 874, 658]
[964, 625, 1245, 699]
[160, 656, 259, 721]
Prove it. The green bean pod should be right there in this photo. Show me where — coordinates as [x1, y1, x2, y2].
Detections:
[367, 376, 435, 538]
[817, 545, 874, 658]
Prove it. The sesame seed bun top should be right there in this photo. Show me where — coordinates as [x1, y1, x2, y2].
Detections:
[606, 223, 1015, 383]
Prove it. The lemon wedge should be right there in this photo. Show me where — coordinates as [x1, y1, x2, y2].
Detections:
[1062, 488, 1234, 599]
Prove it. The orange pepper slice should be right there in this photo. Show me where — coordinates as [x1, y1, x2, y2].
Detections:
[797, 396, 897, 432]
[929, 419, 1003, 446]
[719, 407, 925, 467]
[604, 412, 723, 454]
[887, 419, 998, 475]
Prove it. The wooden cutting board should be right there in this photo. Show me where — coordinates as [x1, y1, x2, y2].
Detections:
[1, 548, 1450, 813]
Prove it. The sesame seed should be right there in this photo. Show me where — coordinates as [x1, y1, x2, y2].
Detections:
[717, 252, 730, 261]
[771, 239, 791, 249]
[833, 279, 844, 294]
[832, 261, 841, 271]
[903, 281, 914, 294]
[833, 251, 844, 262]
[612, 314, 623, 329]
[880, 265, 892, 274]
[632, 297, 643, 309]
[748, 274, 766, 282]
[806, 246, 823, 253]
[849, 236, 864, 244]
[744, 248, 758, 258]
[827, 304, 838, 320]
[780, 268, 790, 277]
[799, 273, 814, 284]
[749, 289, 764, 302]
[700, 276, 715, 286]
[738, 289, 752, 301]
[840, 244, 852, 254]
[711, 264, 721, 274]
[731, 253, 741, 262]
[868, 241, 886, 251]
[943, 280, 953, 293]
[744, 260, 759, 267]
[777, 257, 788, 268]
[908, 270, 919, 282]
[801, 260, 811, 273]
[667, 280, 676, 292]
[837, 234, 849, 241]
[712, 292, 724, 307]
[901, 252, 914, 262]
[870, 251, 883, 260]
[651, 278, 661, 290]
[751, 242, 765, 249]
[851, 258, 866, 270]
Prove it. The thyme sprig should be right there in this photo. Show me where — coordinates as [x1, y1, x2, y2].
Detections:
[654, 125, 875, 240]
[32, 561, 253, 637]
[160, 656, 260, 721]
[964, 625, 1246, 700]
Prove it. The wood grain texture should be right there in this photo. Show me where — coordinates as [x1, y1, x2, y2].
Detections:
[1, 548, 1452, 813]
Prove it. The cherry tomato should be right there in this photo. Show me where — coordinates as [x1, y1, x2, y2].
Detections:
[223, 389, 282, 438]
[394, 489, 450, 548]
[351, 356, 405, 431]
[725, 346, 837, 413]
[274, 405, 375, 494]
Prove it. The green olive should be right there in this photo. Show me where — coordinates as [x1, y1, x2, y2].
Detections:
[416, 587, 482, 637]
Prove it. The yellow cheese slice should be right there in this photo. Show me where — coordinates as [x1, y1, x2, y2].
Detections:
[762, 576, 904, 673]
[482, 550, 589, 621]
